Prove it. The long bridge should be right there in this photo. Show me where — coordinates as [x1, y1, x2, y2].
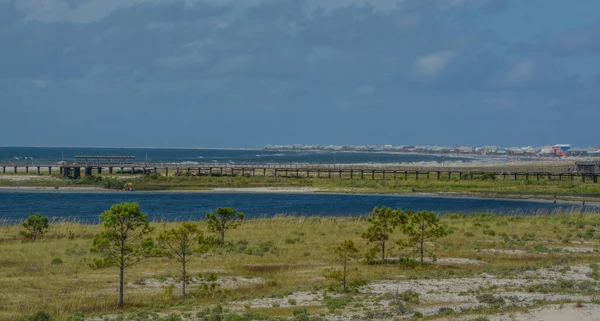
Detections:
[0, 156, 598, 183]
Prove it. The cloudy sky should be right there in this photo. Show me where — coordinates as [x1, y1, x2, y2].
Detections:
[1, 0, 599, 148]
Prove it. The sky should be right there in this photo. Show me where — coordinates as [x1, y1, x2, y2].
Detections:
[1, 0, 599, 148]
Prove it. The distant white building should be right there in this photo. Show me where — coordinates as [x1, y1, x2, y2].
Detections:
[539, 147, 555, 156]
[455, 146, 474, 154]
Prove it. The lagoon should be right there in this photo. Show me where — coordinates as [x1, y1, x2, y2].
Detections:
[0, 191, 592, 222]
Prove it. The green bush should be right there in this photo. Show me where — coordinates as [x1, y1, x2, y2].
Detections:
[483, 229, 496, 236]
[292, 308, 310, 321]
[325, 296, 353, 312]
[51, 257, 63, 265]
[28, 311, 52, 321]
[399, 290, 420, 304]
[64, 312, 84, 321]
[480, 172, 496, 180]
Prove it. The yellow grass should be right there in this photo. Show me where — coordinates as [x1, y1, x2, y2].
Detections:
[1, 212, 600, 320]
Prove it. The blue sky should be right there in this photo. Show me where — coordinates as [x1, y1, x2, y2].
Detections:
[1, 0, 599, 148]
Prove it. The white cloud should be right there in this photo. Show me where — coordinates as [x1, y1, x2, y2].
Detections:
[414, 50, 456, 78]
[9, 0, 488, 25]
[357, 85, 374, 95]
[32, 79, 48, 89]
[306, 0, 398, 12]
[14, 0, 160, 23]
[504, 60, 536, 84]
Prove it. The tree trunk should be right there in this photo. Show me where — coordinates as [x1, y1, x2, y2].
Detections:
[182, 257, 187, 297]
[342, 248, 347, 292]
[381, 237, 385, 261]
[119, 265, 124, 307]
[420, 225, 425, 265]
[221, 230, 225, 244]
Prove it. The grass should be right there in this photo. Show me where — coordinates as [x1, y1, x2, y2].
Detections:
[2, 210, 600, 320]
[2, 170, 600, 200]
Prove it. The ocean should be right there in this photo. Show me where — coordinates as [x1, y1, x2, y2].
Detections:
[0, 147, 486, 165]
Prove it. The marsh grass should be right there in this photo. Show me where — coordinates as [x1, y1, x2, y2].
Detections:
[1, 210, 600, 320]
[2, 169, 600, 199]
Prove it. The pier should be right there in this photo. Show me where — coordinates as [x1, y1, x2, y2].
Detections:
[0, 159, 598, 183]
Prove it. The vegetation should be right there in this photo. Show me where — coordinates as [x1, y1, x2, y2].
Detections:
[20, 213, 49, 241]
[400, 210, 448, 264]
[3, 209, 600, 320]
[91, 202, 154, 307]
[2, 168, 600, 200]
[157, 222, 206, 297]
[324, 240, 361, 293]
[206, 207, 245, 244]
[362, 206, 407, 261]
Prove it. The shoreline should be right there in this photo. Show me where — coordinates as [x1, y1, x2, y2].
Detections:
[1, 185, 598, 206]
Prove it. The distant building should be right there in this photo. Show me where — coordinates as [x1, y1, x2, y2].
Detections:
[455, 146, 474, 154]
[567, 147, 588, 156]
[539, 147, 555, 156]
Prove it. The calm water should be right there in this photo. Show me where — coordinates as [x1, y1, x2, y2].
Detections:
[0, 191, 591, 223]
[0, 147, 481, 165]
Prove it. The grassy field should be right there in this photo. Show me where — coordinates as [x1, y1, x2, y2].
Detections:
[2, 211, 600, 320]
[1, 171, 600, 201]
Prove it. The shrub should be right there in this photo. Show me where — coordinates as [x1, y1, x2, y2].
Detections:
[464, 232, 475, 237]
[399, 290, 420, 304]
[293, 308, 310, 321]
[51, 258, 63, 265]
[483, 229, 496, 236]
[437, 307, 454, 315]
[522, 232, 536, 241]
[481, 172, 496, 180]
[20, 213, 49, 241]
[64, 313, 84, 321]
[477, 294, 505, 307]
[325, 296, 353, 312]
[28, 311, 52, 321]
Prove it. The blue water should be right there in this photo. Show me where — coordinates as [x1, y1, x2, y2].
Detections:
[0, 191, 590, 223]
[0, 147, 481, 165]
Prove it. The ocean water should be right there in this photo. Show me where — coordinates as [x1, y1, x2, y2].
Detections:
[0, 147, 482, 165]
[0, 191, 590, 223]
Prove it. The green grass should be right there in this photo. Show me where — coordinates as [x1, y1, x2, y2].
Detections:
[2, 171, 600, 200]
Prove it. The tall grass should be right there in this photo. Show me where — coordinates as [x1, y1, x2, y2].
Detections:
[1, 210, 600, 319]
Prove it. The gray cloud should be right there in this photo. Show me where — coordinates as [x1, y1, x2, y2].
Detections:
[1, 0, 598, 146]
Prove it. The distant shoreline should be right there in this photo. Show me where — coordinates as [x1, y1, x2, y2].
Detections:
[0, 186, 597, 206]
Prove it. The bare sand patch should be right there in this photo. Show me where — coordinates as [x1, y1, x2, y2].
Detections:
[0, 175, 59, 181]
[476, 249, 532, 255]
[553, 246, 596, 253]
[209, 187, 323, 193]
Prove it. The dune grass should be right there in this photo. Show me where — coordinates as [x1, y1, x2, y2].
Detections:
[2, 211, 600, 320]
[2, 165, 600, 200]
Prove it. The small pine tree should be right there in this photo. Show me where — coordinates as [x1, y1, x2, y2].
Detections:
[206, 207, 244, 244]
[401, 211, 447, 265]
[91, 202, 154, 307]
[158, 222, 206, 297]
[20, 213, 49, 241]
[335, 240, 359, 292]
[361, 206, 408, 261]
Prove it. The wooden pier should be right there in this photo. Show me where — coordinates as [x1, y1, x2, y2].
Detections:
[0, 162, 598, 183]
